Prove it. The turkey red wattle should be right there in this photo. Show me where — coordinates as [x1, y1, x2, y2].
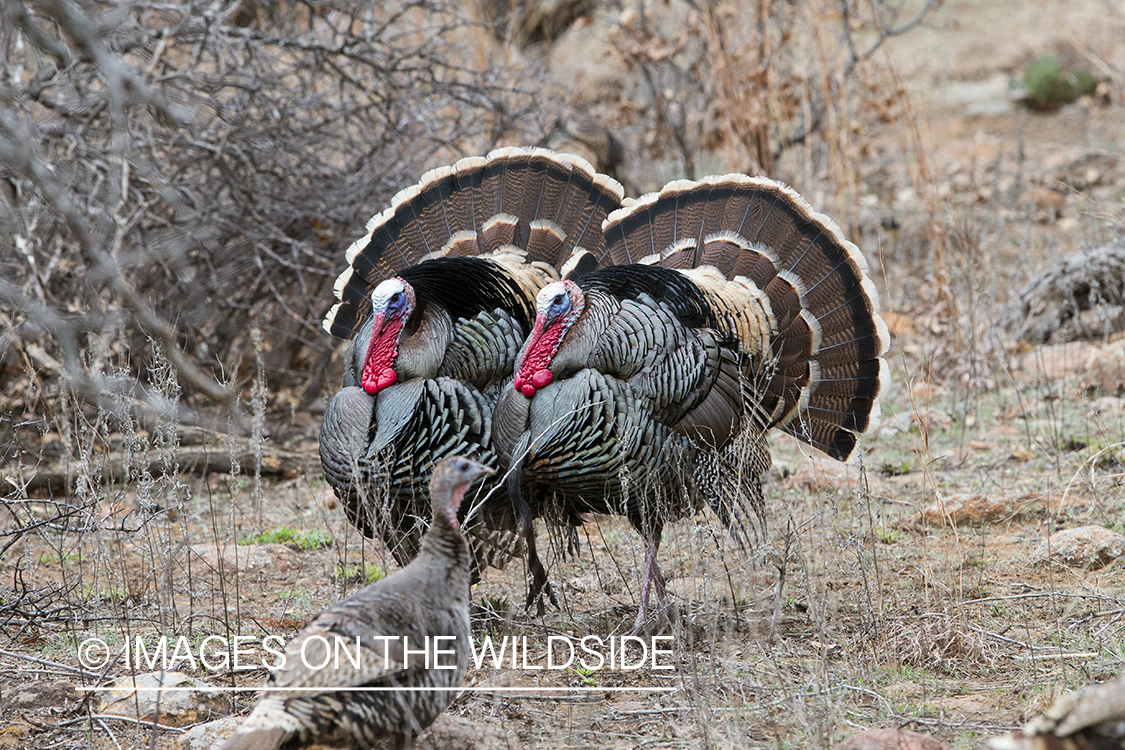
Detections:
[370, 367, 397, 391]
[513, 368, 553, 397]
[514, 316, 563, 397]
[361, 312, 405, 394]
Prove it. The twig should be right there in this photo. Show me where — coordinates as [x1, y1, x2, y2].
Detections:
[48, 714, 187, 733]
[0, 113, 240, 413]
[7, 444, 314, 497]
[26, 0, 190, 124]
[0, 647, 106, 680]
[96, 716, 124, 750]
[1011, 652, 1100, 661]
[778, 0, 939, 154]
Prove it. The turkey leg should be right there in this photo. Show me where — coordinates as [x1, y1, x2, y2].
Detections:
[631, 524, 672, 635]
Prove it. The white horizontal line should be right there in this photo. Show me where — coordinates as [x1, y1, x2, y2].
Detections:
[84, 686, 677, 693]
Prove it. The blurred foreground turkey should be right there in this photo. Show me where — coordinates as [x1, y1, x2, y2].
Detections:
[989, 675, 1125, 750]
[218, 456, 490, 750]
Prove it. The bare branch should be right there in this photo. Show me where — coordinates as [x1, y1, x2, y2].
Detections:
[0, 109, 237, 407]
[0, 0, 544, 432]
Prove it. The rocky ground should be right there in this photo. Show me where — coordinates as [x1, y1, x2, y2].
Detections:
[2, 0, 1125, 748]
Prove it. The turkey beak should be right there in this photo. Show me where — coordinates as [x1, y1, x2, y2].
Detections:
[451, 462, 495, 523]
[518, 314, 548, 363]
[368, 310, 388, 339]
[463, 461, 495, 486]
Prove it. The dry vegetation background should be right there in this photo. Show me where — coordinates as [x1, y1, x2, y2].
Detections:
[1, 0, 1124, 748]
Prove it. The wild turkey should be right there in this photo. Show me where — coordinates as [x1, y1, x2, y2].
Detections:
[218, 456, 491, 750]
[319, 148, 623, 574]
[989, 676, 1125, 750]
[492, 174, 889, 629]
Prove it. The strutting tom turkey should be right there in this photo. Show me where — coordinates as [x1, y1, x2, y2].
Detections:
[319, 148, 623, 575]
[218, 456, 491, 750]
[492, 174, 889, 630]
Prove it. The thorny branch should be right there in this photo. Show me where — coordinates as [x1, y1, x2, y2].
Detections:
[0, 0, 544, 433]
[0, 110, 237, 410]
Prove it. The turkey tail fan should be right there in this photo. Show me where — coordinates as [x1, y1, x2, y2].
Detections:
[324, 147, 624, 339]
[602, 175, 889, 461]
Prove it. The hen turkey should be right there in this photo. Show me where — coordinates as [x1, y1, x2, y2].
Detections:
[319, 148, 623, 575]
[493, 175, 889, 629]
[218, 456, 491, 750]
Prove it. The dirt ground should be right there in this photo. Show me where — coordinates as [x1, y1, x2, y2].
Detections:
[2, 0, 1125, 748]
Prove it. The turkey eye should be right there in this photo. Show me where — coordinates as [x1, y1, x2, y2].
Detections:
[553, 294, 564, 306]
[391, 292, 401, 303]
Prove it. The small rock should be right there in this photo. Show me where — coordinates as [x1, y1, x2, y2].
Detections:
[418, 714, 508, 750]
[834, 728, 949, 750]
[7, 680, 80, 710]
[98, 671, 228, 727]
[189, 543, 297, 574]
[1084, 339, 1125, 397]
[1031, 526, 1125, 570]
[989, 675, 1125, 750]
[176, 715, 242, 750]
[1016, 341, 1099, 381]
[913, 494, 1023, 526]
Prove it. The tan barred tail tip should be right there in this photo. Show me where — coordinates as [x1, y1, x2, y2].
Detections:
[216, 727, 289, 750]
[324, 147, 624, 339]
[603, 174, 888, 461]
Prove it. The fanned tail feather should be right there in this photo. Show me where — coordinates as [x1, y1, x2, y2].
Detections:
[602, 175, 888, 461]
[325, 148, 624, 338]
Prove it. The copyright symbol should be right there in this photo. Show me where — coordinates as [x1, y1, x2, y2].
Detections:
[78, 638, 108, 670]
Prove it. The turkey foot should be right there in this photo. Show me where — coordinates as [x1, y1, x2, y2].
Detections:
[526, 555, 559, 616]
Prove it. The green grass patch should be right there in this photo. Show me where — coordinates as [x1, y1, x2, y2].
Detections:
[337, 561, 385, 585]
[1023, 54, 1097, 110]
[242, 526, 333, 551]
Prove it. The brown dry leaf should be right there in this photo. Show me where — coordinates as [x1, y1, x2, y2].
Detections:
[881, 310, 916, 336]
[0, 723, 32, 748]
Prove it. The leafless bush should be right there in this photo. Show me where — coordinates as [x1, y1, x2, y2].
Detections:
[0, 0, 543, 430]
[610, 0, 936, 187]
[879, 612, 998, 675]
